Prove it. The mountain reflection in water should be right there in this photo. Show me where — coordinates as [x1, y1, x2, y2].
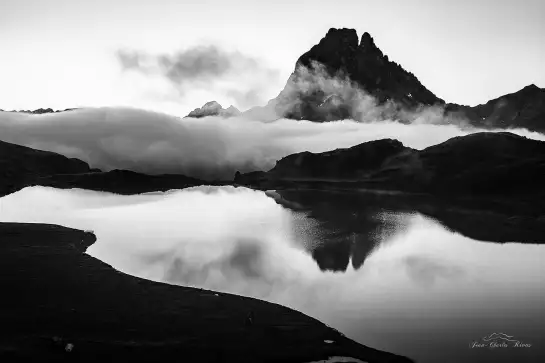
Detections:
[0, 186, 543, 363]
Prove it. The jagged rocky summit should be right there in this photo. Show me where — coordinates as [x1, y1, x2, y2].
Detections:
[185, 101, 241, 118]
[273, 28, 443, 122]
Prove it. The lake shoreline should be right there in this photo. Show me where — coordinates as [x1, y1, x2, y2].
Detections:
[0, 222, 414, 362]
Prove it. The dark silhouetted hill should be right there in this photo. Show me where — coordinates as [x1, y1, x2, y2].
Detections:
[0, 140, 92, 196]
[236, 132, 545, 198]
[35, 169, 209, 195]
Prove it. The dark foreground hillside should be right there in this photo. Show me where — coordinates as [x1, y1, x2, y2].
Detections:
[0, 223, 412, 363]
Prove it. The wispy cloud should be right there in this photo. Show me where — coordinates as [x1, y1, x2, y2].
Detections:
[116, 45, 280, 109]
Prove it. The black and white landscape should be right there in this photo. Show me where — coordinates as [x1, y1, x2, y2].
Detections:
[1, 1, 544, 362]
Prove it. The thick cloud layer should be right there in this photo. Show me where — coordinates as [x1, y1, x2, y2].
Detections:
[1, 107, 544, 180]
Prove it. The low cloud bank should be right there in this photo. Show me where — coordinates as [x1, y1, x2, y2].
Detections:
[1, 107, 544, 180]
[269, 60, 473, 127]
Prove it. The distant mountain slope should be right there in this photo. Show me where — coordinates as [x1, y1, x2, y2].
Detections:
[444, 84, 545, 132]
[0, 140, 92, 196]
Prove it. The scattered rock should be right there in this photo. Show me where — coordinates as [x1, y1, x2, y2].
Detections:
[245, 311, 254, 326]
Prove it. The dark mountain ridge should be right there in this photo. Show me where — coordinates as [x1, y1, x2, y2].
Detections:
[2, 130, 545, 216]
[235, 131, 545, 199]
[0, 139, 211, 197]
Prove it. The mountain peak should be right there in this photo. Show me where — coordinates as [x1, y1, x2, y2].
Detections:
[274, 28, 442, 121]
[324, 28, 359, 46]
[521, 84, 541, 92]
[359, 32, 374, 48]
[185, 101, 240, 118]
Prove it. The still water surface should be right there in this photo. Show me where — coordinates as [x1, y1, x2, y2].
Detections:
[0, 186, 543, 363]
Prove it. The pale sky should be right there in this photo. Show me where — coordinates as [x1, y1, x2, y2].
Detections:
[1, 0, 544, 116]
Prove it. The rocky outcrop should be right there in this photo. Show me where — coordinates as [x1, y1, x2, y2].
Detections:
[185, 101, 241, 118]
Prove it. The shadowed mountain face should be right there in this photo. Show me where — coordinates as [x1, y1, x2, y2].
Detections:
[237, 132, 545, 199]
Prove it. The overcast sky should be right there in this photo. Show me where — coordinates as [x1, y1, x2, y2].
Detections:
[1, 0, 543, 116]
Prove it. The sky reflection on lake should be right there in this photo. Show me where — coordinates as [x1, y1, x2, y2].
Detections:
[0, 186, 543, 363]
